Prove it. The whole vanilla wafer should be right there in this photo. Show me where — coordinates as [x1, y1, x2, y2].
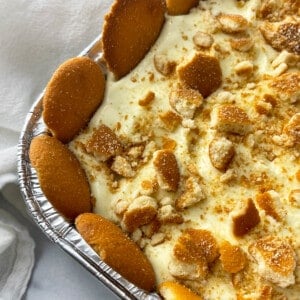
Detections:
[166, 0, 198, 15]
[75, 213, 156, 291]
[29, 135, 92, 221]
[102, 0, 166, 79]
[43, 56, 105, 143]
[159, 281, 203, 300]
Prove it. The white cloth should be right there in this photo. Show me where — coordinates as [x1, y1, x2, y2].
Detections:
[0, 209, 34, 300]
[0, 1, 118, 299]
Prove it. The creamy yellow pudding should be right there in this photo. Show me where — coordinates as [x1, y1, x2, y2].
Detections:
[70, 0, 300, 298]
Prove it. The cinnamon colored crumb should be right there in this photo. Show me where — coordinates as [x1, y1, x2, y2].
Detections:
[138, 91, 155, 107]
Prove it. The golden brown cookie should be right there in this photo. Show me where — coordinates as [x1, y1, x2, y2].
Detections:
[173, 228, 219, 264]
[232, 198, 260, 237]
[260, 22, 300, 55]
[166, 0, 199, 15]
[75, 213, 156, 291]
[29, 135, 92, 221]
[249, 236, 296, 288]
[85, 124, 123, 162]
[153, 149, 180, 192]
[219, 241, 247, 273]
[159, 281, 203, 300]
[102, 0, 166, 79]
[43, 56, 105, 143]
[177, 53, 222, 98]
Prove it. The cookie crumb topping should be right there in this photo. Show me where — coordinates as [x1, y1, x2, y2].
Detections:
[68, 0, 300, 297]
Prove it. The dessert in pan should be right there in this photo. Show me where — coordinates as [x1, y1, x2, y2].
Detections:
[29, 0, 300, 299]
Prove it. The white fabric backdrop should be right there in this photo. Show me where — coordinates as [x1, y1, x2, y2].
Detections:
[0, 0, 120, 299]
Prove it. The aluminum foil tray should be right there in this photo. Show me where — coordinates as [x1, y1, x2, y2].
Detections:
[17, 35, 161, 300]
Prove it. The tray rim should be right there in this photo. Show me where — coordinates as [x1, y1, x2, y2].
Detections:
[17, 34, 161, 300]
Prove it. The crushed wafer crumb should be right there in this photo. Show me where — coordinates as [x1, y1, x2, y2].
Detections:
[157, 204, 183, 224]
[249, 236, 296, 288]
[211, 104, 253, 135]
[230, 36, 253, 52]
[122, 196, 157, 232]
[283, 113, 300, 145]
[255, 190, 283, 221]
[159, 110, 182, 131]
[169, 84, 203, 119]
[150, 232, 165, 246]
[138, 91, 155, 107]
[193, 31, 214, 48]
[173, 228, 219, 264]
[219, 241, 247, 273]
[86, 124, 123, 161]
[260, 22, 300, 55]
[231, 198, 260, 237]
[112, 198, 130, 217]
[153, 149, 180, 192]
[234, 60, 254, 76]
[209, 136, 235, 171]
[216, 13, 248, 33]
[111, 155, 136, 178]
[220, 168, 237, 183]
[154, 54, 176, 76]
[168, 256, 208, 280]
[176, 177, 206, 210]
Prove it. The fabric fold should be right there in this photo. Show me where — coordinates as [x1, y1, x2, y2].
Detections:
[0, 209, 35, 300]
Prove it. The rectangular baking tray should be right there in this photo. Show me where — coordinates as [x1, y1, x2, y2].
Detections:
[17, 34, 161, 300]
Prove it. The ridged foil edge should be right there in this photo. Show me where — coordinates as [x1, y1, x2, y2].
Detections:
[17, 35, 161, 300]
